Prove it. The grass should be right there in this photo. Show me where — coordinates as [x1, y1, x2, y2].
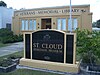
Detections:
[0, 51, 24, 61]
[0, 42, 10, 48]
[0, 69, 62, 75]
[0, 51, 62, 75]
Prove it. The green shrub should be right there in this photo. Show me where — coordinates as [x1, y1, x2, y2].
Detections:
[8, 54, 22, 59]
[0, 28, 23, 43]
[0, 59, 13, 67]
[0, 28, 13, 37]
[1, 36, 14, 43]
[76, 29, 100, 64]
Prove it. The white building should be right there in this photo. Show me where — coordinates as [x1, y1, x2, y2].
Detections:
[0, 1, 14, 30]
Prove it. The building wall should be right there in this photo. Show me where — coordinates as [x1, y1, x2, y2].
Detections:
[0, 7, 14, 29]
[0, 7, 3, 28]
[12, 5, 92, 35]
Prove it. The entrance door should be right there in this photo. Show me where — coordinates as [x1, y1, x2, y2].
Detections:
[41, 18, 51, 29]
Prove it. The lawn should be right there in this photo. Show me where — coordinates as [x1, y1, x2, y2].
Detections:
[0, 42, 10, 48]
[0, 51, 62, 75]
[0, 51, 23, 61]
[0, 69, 62, 75]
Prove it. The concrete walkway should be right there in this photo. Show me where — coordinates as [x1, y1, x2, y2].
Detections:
[0, 42, 24, 57]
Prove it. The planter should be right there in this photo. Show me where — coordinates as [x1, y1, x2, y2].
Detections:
[0, 58, 20, 73]
[80, 63, 100, 75]
[11, 58, 20, 64]
[0, 63, 17, 73]
[89, 65, 100, 72]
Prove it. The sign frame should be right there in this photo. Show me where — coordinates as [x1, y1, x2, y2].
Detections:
[23, 29, 76, 64]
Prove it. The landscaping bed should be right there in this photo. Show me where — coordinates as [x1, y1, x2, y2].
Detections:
[0, 63, 17, 73]
[0, 51, 23, 73]
[80, 63, 100, 75]
[0, 57, 20, 73]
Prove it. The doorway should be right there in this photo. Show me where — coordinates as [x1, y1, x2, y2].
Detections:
[41, 18, 51, 29]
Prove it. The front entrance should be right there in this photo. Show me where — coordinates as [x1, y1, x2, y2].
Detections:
[41, 18, 51, 29]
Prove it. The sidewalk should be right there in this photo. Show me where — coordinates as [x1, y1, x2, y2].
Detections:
[0, 42, 24, 57]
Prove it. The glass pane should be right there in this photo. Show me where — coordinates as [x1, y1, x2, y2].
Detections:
[25, 20, 28, 30]
[21, 20, 24, 30]
[33, 20, 36, 30]
[68, 18, 72, 31]
[57, 19, 61, 30]
[62, 18, 66, 30]
[73, 19, 78, 30]
[29, 20, 33, 30]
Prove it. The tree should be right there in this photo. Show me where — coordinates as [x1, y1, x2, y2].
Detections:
[92, 22, 96, 27]
[0, 28, 23, 43]
[76, 29, 100, 65]
[97, 19, 100, 28]
[0, 1, 7, 7]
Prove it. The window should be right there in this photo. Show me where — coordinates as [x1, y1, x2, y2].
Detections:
[73, 19, 78, 30]
[68, 19, 72, 31]
[6, 23, 11, 30]
[21, 20, 25, 30]
[33, 20, 36, 30]
[62, 19, 66, 30]
[25, 20, 28, 30]
[21, 19, 36, 30]
[29, 20, 33, 30]
[57, 18, 66, 30]
[68, 18, 78, 31]
[57, 19, 61, 30]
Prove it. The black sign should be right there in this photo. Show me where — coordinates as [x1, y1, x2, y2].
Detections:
[25, 34, 31, 59]
[66, 35, 74, 64]
[32, 30, 64, 63]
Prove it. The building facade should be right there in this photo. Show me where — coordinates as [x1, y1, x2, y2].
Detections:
[0, 1, 14, 30]
[0, 6, 14, 30]
[12, 5, 92, 35]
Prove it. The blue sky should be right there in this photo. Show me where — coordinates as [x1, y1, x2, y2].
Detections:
[2, 0, 100, 22]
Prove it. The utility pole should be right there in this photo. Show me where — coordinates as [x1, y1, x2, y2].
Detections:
[69, 0, 72, 32]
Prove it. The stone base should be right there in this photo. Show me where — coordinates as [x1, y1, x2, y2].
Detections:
[20, 58, 79, 73]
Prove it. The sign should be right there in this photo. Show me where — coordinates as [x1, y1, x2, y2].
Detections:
[66, 35, 74, 64]
[21, 30, 78, 73]
[17, 8, 86, 16]
[25, 34, 31, 59]
[32, 30, 64, 63]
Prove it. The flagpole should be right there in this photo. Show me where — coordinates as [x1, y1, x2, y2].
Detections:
[69, 0, 72, 32]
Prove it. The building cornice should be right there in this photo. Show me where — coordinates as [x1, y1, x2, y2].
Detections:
[15, 4, 90, 13]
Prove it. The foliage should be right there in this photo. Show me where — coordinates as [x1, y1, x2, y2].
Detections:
[97, 19, 100, 28]
[0, 28, 23, 44]
[0, 59, 13, 67]
[92, 19, 100, 28]
[0, 42, 10, 48]
[92, 22, 97, 27]
[0, 51, 23, 67]
[0, 1, 7, 7]
[76, 29, 100, 64]
[0, 51, 23, 61]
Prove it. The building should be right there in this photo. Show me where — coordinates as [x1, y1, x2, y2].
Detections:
[0, 1, 14, 30]
[12, 5, 92, 35]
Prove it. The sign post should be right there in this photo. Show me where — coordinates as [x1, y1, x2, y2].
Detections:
[69, 0, 72, 32]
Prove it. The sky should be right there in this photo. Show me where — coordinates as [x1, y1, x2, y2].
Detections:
[2, 0, 100, 22]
